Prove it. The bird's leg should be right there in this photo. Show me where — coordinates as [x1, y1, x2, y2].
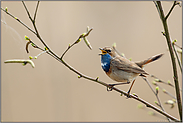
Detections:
[127, 79, 136, 97]
[107, 81, 130, 91]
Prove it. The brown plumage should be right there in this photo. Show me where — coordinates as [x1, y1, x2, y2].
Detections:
[100, 46, 163, 96]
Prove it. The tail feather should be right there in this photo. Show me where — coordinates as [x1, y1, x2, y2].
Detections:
[136, 53, 163, 68]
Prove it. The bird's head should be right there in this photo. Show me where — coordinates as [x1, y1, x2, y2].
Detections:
[99, 47, 116, 57]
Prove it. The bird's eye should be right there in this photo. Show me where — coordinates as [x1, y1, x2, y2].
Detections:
[106, 50, 111, 53]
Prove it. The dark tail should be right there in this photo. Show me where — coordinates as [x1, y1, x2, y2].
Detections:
[135, 53, 164, 68]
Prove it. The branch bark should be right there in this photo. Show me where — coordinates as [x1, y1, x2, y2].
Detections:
[155, 1, 182, 121]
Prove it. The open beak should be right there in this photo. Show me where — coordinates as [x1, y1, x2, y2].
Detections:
[99, 48, 104, 55]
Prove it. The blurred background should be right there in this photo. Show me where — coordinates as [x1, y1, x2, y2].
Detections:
[1, 1, 182, 122]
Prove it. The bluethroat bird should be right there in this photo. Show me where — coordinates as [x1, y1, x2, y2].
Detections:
[99, 47, 163, 97]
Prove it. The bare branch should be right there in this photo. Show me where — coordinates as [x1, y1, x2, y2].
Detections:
[165, 1, 179, 20]
[33, 1, 40, 22]
[4, 59, 35, 68]
[155, 1, 182, 121]
[22, 1, 33, 21]
[1, 7, 36, 35]
[172, 41, 182, 72]
[142, 77, 170, 121]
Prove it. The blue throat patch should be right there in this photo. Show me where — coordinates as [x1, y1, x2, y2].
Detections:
[101, 53, 112, 72]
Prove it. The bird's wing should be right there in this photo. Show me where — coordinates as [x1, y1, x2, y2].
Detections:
[111, 56, 148, 75]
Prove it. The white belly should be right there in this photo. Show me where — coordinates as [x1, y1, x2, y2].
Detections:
[108, 68, 139, 82]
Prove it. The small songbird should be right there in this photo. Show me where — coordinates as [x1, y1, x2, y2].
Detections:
[99, 47, 163, 96]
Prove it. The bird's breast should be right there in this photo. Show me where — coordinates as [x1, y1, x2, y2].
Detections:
[106, 67, 139, 82]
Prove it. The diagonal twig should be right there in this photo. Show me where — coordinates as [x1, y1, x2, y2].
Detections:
[21, 1, 60, 63]
[172, 42, 182, 72]
[142, 77, 170, 122]
[33, 1, 40, 22]
[165, 1, 178, 20]
[22, 1, 33, 21]
[1, 7, 36, 35]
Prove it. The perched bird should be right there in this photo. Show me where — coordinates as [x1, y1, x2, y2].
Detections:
[99, 47, 163, 96]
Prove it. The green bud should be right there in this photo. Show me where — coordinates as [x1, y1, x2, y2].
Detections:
[112, 43, 116, 48]
[29, 56, 33, 59]
[154, 101, 158, 105]
[161, 31, 165, 36]
[162, 89, 166, 93]
[5, 7, 8, 12]
[25, 35, 30, 41]
[152, 81, 157, 85]
[22, 63, 26, 66]
[83, 37, 92, 50]
[156, 86, 159, 91]
[121, 53, 125, 57]
[154, 79, 160, 82]
[165, 100, 174, 105]
[177, 48, 182, 53]
[165, 100, 175, 108]
[176, 1, 181, 7]
[133, 93, 138, 97]
[129, 58, 132, 61]
[86, 26, 89, 32]
[168, 100, 174, 104]
[172, 39, 177, 44]
[34, 56, 37, 59]
[75, 38, 81, 43]
[82, 33, 87, 36]
[31, 43, 35, 47]
[44, 47, 48, 50]
[167, 80, 171, 84]
[78, 75, 81, 78]
[172, 99, 176, 103]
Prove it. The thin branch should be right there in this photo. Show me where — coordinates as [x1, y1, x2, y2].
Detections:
[151, 75, 182, 93]
[60, 28, 93, 60]
[1, 7, 36, 35]
[174, 43, 182, 49]
[142, 77, 170, 122]
[172, 42, 182, 72]
[155, 1, 182, 121]
[165, 1, 177, 20]
[33, 1, 40, 22]
[22, 1, 61, 64]
[157, 83, 177, 100]
[4, 59, 35, 68]
[151, 75, 173, 87]
[153, 1, 162, 20]
[152, 78, 177, 100]
[22, 1, 33, 21]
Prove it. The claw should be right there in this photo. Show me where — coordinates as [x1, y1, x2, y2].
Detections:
[126, 90, 131, 98]
[107, 84, 114, 91]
